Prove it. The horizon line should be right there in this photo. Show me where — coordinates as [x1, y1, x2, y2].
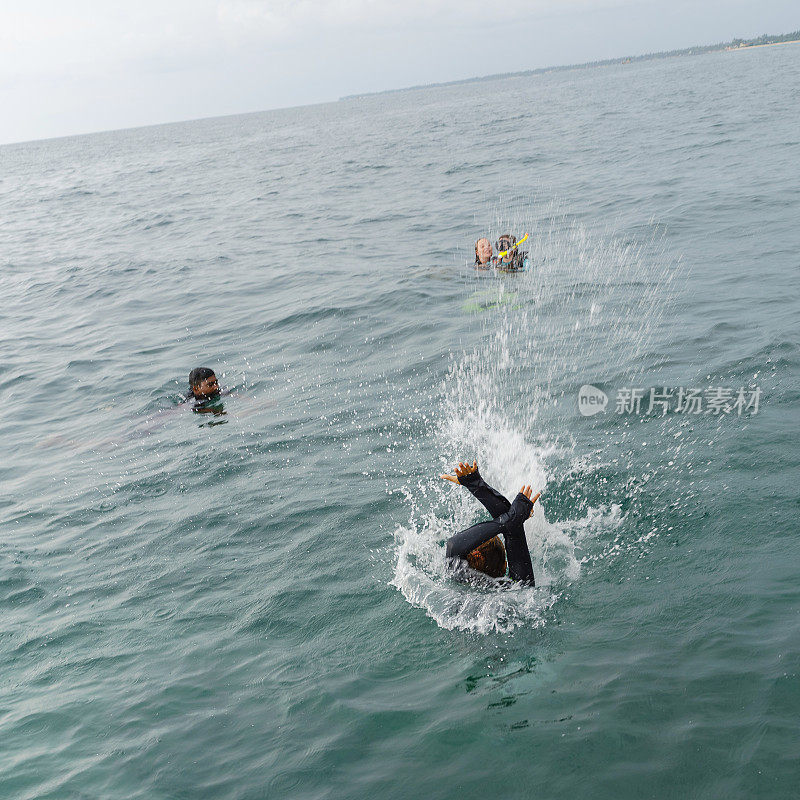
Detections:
[339, 30, 800, 100]
[3, 28, 798, 149]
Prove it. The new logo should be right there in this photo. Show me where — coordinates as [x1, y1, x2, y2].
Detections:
[578, 384, 608, 416]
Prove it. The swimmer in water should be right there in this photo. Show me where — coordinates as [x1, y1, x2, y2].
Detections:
[496, 234, 530, 271]
[441, 460, 540, 583]
[184, 367, 227, 414]
[474, 237, 495, 268]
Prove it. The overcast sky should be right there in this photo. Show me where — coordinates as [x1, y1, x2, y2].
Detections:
[1, 0, 797, 144]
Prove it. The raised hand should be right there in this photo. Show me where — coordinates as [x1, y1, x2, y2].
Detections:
[440, 460, 478, 484]
[519, 485, 542, 518]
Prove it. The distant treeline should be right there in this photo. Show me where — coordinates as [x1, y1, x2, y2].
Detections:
[730, 30, 800, 47]
[340, 30, 800, 101]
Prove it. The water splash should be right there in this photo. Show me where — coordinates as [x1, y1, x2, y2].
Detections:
[392, 203, 678, 632]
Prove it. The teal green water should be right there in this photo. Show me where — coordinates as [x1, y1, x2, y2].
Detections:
[2, 45, 799, 799]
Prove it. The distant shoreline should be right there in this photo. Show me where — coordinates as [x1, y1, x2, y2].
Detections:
[729, 39, 800, 51]
[340, 30, 800, 101]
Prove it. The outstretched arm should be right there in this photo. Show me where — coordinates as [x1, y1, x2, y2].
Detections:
[501, 486, 540, 584]
[446, 518, 504, 559]
[440, 461, 511, 518]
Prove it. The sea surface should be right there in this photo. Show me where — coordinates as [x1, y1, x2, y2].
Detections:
[2, 43, 800, 800]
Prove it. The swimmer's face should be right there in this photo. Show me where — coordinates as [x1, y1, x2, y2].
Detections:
[498, 239, 515, 262]
[476, 238, 492, 264]
[193, 374, 220, 399]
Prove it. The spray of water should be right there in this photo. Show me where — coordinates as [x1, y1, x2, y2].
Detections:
[391, 202, 678, 632]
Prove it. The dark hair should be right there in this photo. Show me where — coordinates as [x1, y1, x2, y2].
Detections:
[188, 367, 216, 388]
[466, 536, 507, 578]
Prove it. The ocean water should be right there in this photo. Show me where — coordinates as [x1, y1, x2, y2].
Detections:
[2, 43, 800, 800]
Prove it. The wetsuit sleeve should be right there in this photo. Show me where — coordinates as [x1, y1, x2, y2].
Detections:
[446, 519, 505, 560]
[446, 492, 536, 585]
[457, 469, 511, 518]
[502, 493, 535, 584]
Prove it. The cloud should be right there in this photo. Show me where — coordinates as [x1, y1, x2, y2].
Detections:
[0, 0, 645, 79]
[216, 0, 638, 41]
[0, 1, 222, 79]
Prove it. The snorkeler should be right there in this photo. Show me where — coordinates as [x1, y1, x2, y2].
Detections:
[474, 237, 495, 268]
[440, 461, 540, 584]
[496, 234, 529, 271]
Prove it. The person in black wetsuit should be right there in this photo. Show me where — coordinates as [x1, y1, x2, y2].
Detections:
[440, 461, 540, 584]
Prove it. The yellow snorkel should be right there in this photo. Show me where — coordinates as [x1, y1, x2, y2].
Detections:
[498, 232, 529, 258]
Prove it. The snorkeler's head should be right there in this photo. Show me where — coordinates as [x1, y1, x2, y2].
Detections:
[188, 367, 219, 399]
[466, 536, 507, 578]
[497, 234, 517, 260]
[475, 237, 493, 265]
